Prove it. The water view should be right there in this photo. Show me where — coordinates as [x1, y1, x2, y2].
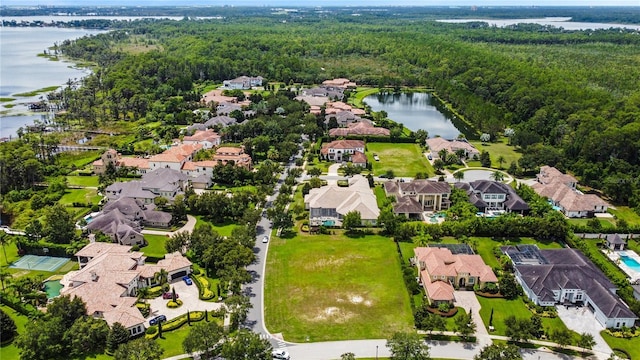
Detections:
[438, 17, 640, 31]
[363, 92, 475, 139]
[0, 27, 104, 138]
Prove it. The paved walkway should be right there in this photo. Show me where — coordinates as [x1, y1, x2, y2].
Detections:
[141, 214, 197, 236]
[453, 291, 489, 336]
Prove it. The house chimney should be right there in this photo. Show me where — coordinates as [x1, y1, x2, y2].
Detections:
[90, 271, 98, 282]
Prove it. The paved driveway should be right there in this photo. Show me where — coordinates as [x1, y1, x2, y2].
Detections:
[555, 305, 612, 359]
[142, 215, 197, 236]
[146, 279, 223, 326]
[453, 291, 489, 336]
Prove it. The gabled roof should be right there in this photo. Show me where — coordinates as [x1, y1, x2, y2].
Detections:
[396, 180, 452, 195]
[205, 115, 236, 128]
[329, 121, 390, 137]
[506, 246, 637, 320]
[351, 151, 367, 164]
[102, 198, 144, 219]
[393, 196, 424, 214]
[304, 175, 379, 221]
[320, 139, 365, 154]
[414, 247, 498, 283]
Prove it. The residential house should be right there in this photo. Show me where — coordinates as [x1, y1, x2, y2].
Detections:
[532, 166, 608, 218]
[182, 129, 221, 149]
[455, 180, 529, 214]
[105, 168, 188, 204]
[62, 243, 192, 336]
[320, 139, 365, 163]
[204, 115, 237, 128]
[86, 197, 172, 245]
[321, 78, 357, 88]
[222, 76, 263, 90]
[413, 246, 497, 305]
[502, 245, 638, 329]
[633, 284, 640, 301]
[213, 146, 253, 169]
[384, 180, 452, 218]
[180, 160, 218, 188]
[93, 150, 150, 175]
[426, 137, 479, 159]
[329, 121, 390, 137]
[304, 175, 379, 227]
[325, 101, 366, 116]
[148, 143, 202, 171]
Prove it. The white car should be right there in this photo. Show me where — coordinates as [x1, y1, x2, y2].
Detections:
[272, 349, 290, 360]
[262, 236, 269, 243]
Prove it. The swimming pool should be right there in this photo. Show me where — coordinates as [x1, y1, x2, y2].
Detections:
[322, 220, 335, 226]
[620, 255, 640, 272]
[43, 280, 63, 299]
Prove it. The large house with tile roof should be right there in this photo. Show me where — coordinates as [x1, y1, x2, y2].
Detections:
[105, 168, 188, 204]
[213, 146, 253, 169]
[502, 245, 637, 329]
[320, 139, 366, 163]
[426, 137, 479, 159]
[61, 243, 192, 337]
[304, 175, 379, 227]
[329, 121, 390, 137]
[182, 129, 221, 149]
[532, 166, 608, 218]
[384, 180, 452, 219]
[414, 247, 498, 305]
[222, 76, 263, 90]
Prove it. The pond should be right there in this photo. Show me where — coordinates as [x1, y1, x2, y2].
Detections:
[363, 92, 476, 139]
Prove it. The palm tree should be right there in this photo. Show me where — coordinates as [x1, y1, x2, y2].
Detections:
[154, 269, 169, 287]
[137, 287, 151, 304]
[497, 155, 506, 169]
[491, 171, 505, 182]
[0, 270, 12, 292]
[453, 171, 465, 182]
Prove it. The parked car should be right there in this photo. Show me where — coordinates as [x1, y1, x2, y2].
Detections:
[272, 349, 290, 360]
[162, 292, 179, 300]
[182, 276, 193, 285]
[149, 315, 166, 325]
[262, 236, 269, 243]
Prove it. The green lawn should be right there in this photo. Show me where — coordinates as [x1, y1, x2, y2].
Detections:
[472, 237, 563, 270]
[265, 233, 413, 342]
[306, 159, 332, 174]
[66, 175, 99, 188]
[0, 304, 29, 360]
[143, 234, 170, 258]
[374, 185, 387, 209]
[477, 296, 576, 341]
[194, 216, 237, 237]
[469, 138, 522, 169]
[609, 206, 640, 227]
[351, 87, 379, 108]
[568, 218, 616, 229]
[56, 150, 103, 169]
[367, 143, 434, 178]
[58, 189, 101, 206]
[601, 331, 640, 360]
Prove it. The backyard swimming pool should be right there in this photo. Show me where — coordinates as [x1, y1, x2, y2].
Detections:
[43, 280, 63, 298]
[620, 255, 640, 272]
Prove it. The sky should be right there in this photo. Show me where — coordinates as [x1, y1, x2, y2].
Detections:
[2, 0, 640, 7]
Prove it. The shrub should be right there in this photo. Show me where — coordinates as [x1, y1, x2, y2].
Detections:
[145, 326, 158, 335]
[192, 268, 201, 276]
[437, 303, 451, 313]
[193, 276, 215, 300]
[167, 299, 183, 308]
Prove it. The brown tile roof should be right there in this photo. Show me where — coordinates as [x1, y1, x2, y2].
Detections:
[321, 139, 365, 152]
[118, 157, 150, 169]
[216, 146, 243, 155]
[414, 247, 497, 283]
[183, 129, 220, 143]
[424, 275, 455, 301]
[329, 121, 390, 137]
[351, 151, 367, 164]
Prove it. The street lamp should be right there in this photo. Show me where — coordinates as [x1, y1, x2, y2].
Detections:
[376, 345, 378, 360]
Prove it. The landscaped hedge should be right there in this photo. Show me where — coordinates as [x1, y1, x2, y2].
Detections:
[193, 275, 215, 300]
[162, 311, 205, 332]
[0, 294, 40, 318]
[425, 306, 459, 317]
[474, 291, 505, 299]
[16, 240, 77, 257]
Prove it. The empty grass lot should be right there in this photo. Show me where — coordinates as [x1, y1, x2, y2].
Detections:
[65, 175, 99, 188]
[609, 206, 640, 227]
[367, 143, 434, 178]
[265, 234, 413, 342]
[469, 138, 522, 169]
[58, 188, 101, 206]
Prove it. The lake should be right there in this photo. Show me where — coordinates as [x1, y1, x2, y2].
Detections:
[438, 17, 640, 31]
[363, 92, 475, 139]
[0, 27, 104, 138]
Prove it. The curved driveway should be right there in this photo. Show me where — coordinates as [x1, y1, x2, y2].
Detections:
[142, 214, 197, 236]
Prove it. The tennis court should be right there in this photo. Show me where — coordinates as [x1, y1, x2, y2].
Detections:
[9, 255, 69, 272]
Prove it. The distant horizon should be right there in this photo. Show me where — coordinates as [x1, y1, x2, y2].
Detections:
[2, 1, 640, 8]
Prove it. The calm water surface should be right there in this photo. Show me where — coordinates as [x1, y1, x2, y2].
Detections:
[0, 27, 104, 137]
[438, 17, 640, 31]
[364, 92, 475, 139]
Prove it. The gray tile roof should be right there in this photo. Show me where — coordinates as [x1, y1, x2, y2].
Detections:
[204, 115, 237, 128]
[511, 247, 636, 320]
[605, 234, 626, 245]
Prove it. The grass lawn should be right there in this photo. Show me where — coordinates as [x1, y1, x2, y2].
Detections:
[601, 331, 640, 360]
[143, 234, 170, 258]
[66, 175, 99, 188]
[374, 185, 387, 209]
[195, 216, 237, 237]
[609, 206, 640, 227]
[265, 233, 413, 342]
[306, 159, 332, 174]
[568, 218, 616, 229]
[469, 138, 522, 169]
[477, 296, 576, 341]
[155, 325, 191, 357]
[367, 143, 434, 178]
[0, 304, 29, 360]
[56, 150, 102, 169]
[351, 87, 379, 108]
[59, 188, 101, 206]
[471, 237, 563, 270]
